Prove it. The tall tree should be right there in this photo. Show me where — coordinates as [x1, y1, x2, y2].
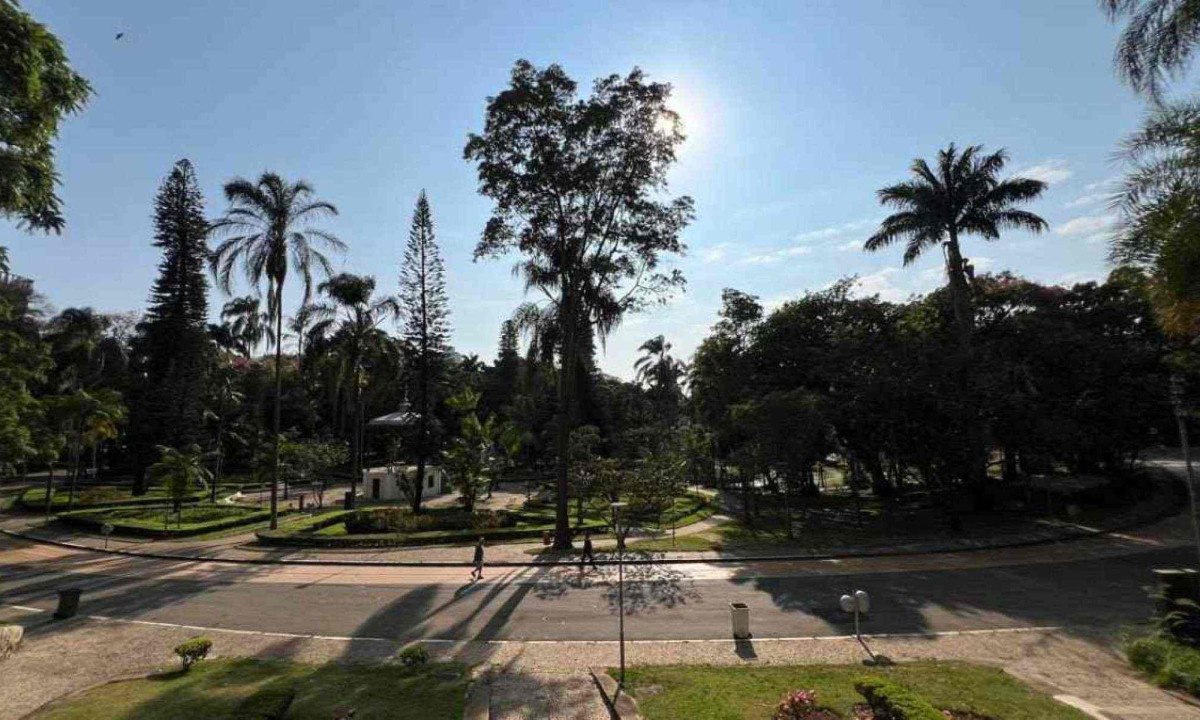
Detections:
[398, 190, 450, 514]
[309, 272, 399, 500]
[1101, 0, 1200, 99]
[864, 144, 1048, 490]
[209, 172, 343, 529]
[634, 334, 686, 422]
[129, 159, 212, 491]
[465, 60, 693, 548]
[0, 0, 91, 233]
[219, 296, 270, 358]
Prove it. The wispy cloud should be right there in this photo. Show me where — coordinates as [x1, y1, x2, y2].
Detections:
[1064, 192, 1108, 209]
[699, 243, 729, 264]
[1060, 212, 1113, 240]
[736, 245, 812, 265]
[792, 218, 878, 245]
[837, 239, 863, 252]
[1016, 159, 1073, 186]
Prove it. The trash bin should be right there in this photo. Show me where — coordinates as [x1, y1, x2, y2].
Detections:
[730, 602, 751, 639]
[55, 588, 82, 619]
[343, 491, 354, 510]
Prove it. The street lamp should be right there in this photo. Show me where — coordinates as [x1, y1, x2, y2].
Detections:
[611, 501, 628, 687]
[1171, 375, 1200, 570]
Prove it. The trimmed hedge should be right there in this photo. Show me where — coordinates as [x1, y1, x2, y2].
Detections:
[18, 486, 208, 511]
[257, 516, 606, 548]
[57, 505, 286, 538]
[855, 678, 943, 720]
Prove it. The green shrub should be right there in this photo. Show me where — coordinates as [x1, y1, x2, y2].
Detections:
[854, 678, 943, 720]
[1127, 632, 1200, 696]
[343, 507, 516, 535]
[174, 636, 212, 670]
[399, 643, 430, 667]
[231, 680, 296, 719]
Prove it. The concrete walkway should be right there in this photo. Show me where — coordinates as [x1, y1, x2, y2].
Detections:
[2, 605, 1195, 719]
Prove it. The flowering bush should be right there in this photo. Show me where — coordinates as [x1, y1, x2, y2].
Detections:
[773, 689, 820, 719]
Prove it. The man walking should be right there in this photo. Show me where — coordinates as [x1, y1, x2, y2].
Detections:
[470, 537, 485, 582]
[579, 530, 598, 572]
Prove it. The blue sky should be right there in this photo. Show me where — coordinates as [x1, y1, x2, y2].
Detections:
[2, 1, 1149, 379]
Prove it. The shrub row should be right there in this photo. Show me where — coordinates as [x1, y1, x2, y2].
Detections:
[343, 507, 514, 534]
[57, 506, 284, 538]
[18, 487, 208, 511]
[257, 517, 607, 548]
[854, 678, 943, 720]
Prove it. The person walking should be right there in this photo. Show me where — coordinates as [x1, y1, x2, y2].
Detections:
[579, 530, 598, 572]
[470, 536, 485, 582]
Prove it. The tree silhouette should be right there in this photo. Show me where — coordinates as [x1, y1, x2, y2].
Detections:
[465, 60, 693, 548]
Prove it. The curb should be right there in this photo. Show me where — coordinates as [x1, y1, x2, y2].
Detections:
[0, 489, 1181, 569]
[589, 667, 640, 720]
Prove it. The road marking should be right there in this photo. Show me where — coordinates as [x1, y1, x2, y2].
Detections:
[0, 601, 1062, 645]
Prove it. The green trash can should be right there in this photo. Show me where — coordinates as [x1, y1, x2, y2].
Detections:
[55, 588, 82, 619]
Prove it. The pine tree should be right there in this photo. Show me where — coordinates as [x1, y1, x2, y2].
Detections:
[129, 159, 212, 492]
[399, 190, 450, 513]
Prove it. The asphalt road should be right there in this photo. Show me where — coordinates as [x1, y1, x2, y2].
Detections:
[0, 542, 1179, 643]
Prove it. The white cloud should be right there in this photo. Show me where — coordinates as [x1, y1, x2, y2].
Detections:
[1064, 192, 1109, 209]
[837, 239, 863, 252]
[852, 268, 908, 302]
[699, 243, 729, 264]
[1017, 159, 1073, 186]
[738, 253, 783, 265]
[1084, 177, 1119, 192]
[1055, 214, 1116, 238]
[736, 245, 811, 265]
[792, 218, 878, 245]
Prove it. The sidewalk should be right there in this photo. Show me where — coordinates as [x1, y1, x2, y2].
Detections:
[2, 605, 1195, 719]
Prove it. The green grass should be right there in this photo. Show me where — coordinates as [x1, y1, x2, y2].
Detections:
[31, 657, 467, 720]
[57, 504, 281, 538]
[19, 485, 210, 511]
[623, 662, 1088, 720]
[1125, 632, 1200, 696]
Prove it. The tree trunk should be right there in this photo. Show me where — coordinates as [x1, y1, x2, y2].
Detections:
[553, 296, 577, 550]
[270, 285, 282, 530]
[212, 411, 224, 504]
[44, 464, 55, 518]
[412, 351, 428, 515]
[944, 232, 988, 497]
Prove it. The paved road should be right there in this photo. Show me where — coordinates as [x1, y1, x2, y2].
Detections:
[0, 533, 1177, 643]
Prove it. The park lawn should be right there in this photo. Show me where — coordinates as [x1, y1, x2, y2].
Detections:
[623, 661, 1088, 720]
[32, 657, 467, 720]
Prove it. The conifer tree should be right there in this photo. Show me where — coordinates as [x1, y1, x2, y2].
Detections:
[399, 190, 450, 513]
[129, 159, 211, 491]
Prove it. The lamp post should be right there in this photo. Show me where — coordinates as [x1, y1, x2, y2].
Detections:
[1171, 375, 1200, 570]
[611, 500, 628, 686]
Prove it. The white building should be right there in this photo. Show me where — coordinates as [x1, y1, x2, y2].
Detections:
[361, 464, 448, 502]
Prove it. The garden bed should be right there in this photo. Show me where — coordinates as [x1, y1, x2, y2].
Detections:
[56, 504, 285, 538]
[622, 661, 1087, 719]
[18, 486, 210, 512]
[28, 657, 467, 720]
[255, 493, 714, 549]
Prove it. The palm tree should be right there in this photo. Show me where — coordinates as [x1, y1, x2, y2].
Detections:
[866, 144, 1048, 349]
[865, 143, 1048, 489]
[1101, 0, 1200, 99]
[204, 364, 244, 502]
[209, 172, 344, 529]
[635, 335, 687, 422]
[49, 388, 125, 508]
[220, 296, 271, 358]
[308, 273, 399, 500]
[149, 445, 213, 521]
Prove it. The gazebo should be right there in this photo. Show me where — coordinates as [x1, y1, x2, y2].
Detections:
[362, 408, 447, 500]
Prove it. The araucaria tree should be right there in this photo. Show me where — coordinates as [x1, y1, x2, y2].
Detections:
[465, 60, 693, 549]
[399, 190, 450, 514]
[865, 143, 1047, 490]
[209, 173, 343, 529]
[129, 160, 212, 491]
